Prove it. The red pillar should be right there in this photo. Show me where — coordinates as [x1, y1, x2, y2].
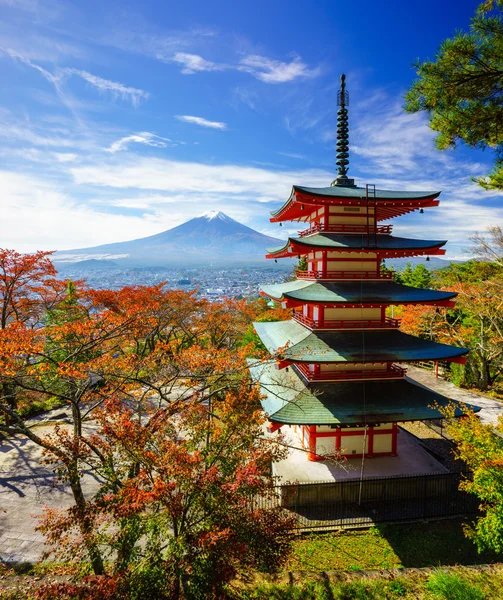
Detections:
[367, 426, 374, 457]
[391, 423, 398, 456]
[335, 427, 341, 452]
[308, 425, 317, 461]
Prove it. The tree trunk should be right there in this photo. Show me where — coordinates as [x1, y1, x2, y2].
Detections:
[68, 463, 104, 575]
[478, 358, 491, 391]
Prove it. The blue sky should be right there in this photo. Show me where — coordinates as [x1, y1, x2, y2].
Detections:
[1, 0, 502, 258]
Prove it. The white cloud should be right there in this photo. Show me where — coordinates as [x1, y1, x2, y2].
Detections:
[238, 54, 320, 83]
[1, 49, 149, 107]
[0, 170, 161, 252]
[106, 132, 173, 153]
[70, 156, 331, 199]
[171, 52, 226, 74]
[169, 50, 320, 84]
[63, 68, 149, 107]
[175, 115, 227, 130]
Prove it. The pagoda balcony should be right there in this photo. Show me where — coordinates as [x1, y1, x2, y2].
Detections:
[293, 314, 400, 330]
[296, 269, 394, 281]
[298, 223, 393, 237]
[294, 363, 407, 383]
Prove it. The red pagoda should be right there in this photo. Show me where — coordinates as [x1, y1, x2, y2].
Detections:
[250, 74, 470, 462]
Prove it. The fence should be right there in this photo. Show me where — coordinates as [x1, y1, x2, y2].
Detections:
[257, 471, 478, 531]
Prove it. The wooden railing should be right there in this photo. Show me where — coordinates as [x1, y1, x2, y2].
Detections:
[296, 270, 394, 280]
[293, 314, 400, 329]
[298, 223, 392, 238]
[295, 363, 407, 382]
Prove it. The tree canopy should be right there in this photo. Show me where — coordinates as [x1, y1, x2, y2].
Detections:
[0, 250, 294, 599]
[405, 1, 503, 189]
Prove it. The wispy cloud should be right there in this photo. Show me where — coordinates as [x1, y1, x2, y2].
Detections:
[176, 115, 227, 130]
[171, 52, 226, 74]
[70, 155, 330, 199]
[106, 132, 172, 153]
[168, 50, 320, 84]
[63, 69, 149, 107]
[278, 152, 307, 160]
[1, 48, 149, 107]
[238, 54, 320, 83]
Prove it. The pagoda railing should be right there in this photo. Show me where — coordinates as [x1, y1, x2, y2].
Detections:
[296, 270, 394, 280]
[294, 363, 407, 382]
[298, 223, 392, 238]
[293, 314, 400, 330]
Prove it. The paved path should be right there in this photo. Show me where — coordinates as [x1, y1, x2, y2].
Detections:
[0, 413, 101, 564]
[406, 365, 503, 425]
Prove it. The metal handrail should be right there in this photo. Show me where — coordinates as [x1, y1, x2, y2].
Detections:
[296, 270, 393, 280]
[293, 314, 400, 329]
[298, 223, 392, 238]
[295, 363, 407, 382]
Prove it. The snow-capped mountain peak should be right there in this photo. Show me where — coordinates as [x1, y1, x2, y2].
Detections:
[199, 210, 233, 223]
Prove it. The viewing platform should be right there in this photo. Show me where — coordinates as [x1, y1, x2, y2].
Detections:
[294, 363, 407, 383]
[298, 223, 392, 237]
[296, 269, 393, 280]
[293, 313, 400, 330]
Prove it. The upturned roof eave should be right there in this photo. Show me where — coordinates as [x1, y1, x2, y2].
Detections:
[253, 320, 469, 363]
[266, 235, 448, 258]
[248, 360, 478, 426]
[259, 281, 458, 304]
[270, 186, 442, 222]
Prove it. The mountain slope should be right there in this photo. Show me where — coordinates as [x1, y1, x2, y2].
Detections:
[54, 211, 284, 267]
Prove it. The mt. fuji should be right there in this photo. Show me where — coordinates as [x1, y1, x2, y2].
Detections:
[54, 211, 284, 267]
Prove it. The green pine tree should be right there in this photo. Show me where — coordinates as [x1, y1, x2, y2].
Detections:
[405, 1, 503, 189]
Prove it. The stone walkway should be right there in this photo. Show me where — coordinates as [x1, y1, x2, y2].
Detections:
[406, 365, 503, 425]
[0, 415, 101, 565]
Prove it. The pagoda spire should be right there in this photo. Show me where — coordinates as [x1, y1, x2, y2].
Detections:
[331, 73, 356, 188]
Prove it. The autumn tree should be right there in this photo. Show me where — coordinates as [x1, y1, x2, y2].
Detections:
[38, 382, 293, 599]
[471, 225, 503, 266]
[0, 249, 63, 415]
[0, 251, 293, 595]
[441, 405, 503, 553]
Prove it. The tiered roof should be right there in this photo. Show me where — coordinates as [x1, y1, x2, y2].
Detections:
[253, 320, 468, 364]
[271, 185, 441, 223]
[249, 360, 472, 426]
[259, 280, 457, 306]
[266, 233, 447, 259]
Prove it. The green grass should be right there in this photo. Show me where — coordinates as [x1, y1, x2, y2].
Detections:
[286, 521, 499, 572]
[237, 568, 503, 599]
[426, 570, 485, 600]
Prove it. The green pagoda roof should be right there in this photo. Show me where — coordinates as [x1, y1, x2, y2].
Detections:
[267, 234, 446, 255]
[260, 280, 457, 305]
[248, 360, 479, 426]
[295, 185, 440, 200]
[253, 319, 468, 363]
[271, 186, 441, 217]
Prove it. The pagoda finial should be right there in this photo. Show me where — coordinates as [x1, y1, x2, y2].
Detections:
[331, 73, 356, 188]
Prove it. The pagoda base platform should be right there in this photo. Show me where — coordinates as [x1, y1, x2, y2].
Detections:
[272, 425, 447, 483]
